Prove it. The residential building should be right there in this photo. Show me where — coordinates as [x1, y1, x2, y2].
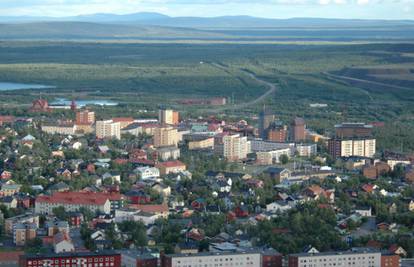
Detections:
[250, 139, 294, 153]
[259, 107, 275, 139]
[34, 191, 124, 215]
[120, 250, 158, 267]
[5, 213, 39, 235]
[134, 167, 160, 181]
[95, 120, 121, 140]
[161, 250, 282, 267]
[267, 124, 288, 142]
[0, 251, 24, 267]
[156, 161, 186, 175]
[159, 109, 179, 125]
[76, 109, 95, 125]
[19, 251, 121, 267]
[121, 123, 143, 136]
[188, 137, 214, 150]
[112, 117, 135, 129]
[256, 148, 291, 165]
[41, 123, 77, 136]
[335, 123, 373, 139]
[291, 117, 306, 142]
[14, 223, 37, 246]
[53, 232, 75, 254]
[223, 134, 251, 162]
[154, 126, 179, 148]
[296, 144, 317, 157]
[0, 183, 22, 197]
[157, 146, 180, 161]
[288, 249, 381, 267]
[329, 138, 376, 159]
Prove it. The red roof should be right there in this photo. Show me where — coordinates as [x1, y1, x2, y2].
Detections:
[157, 160, 186, 168]
[0, 251, 24, 262]
[36, 191, 122, 206]
[113, 117, 134, 122]
[0, 116, 15, 123]
[128, 203, 168, 213]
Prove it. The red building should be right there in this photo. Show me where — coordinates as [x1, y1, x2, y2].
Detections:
[19, 251, 121, 267]
[261, 250, 283, 267]
[234, 206, 249, 218]
[291, 117, 306, 142]
[68, 212, 83, 227]
[136, 255, 158, 267]
[381, 253, 400, 267]
[30, 99, 50, 112]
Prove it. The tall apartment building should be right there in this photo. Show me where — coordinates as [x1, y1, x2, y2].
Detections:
[223, 134, 251, 162]
[159, 109, 179, 125]
[267, 124, 288, 142]
[291, 117, 306, 142]
[76, 109, 95, 125]
[329, 139, 376, 159]
[154, 126, 179, 148]
[259, 107, 275, 139]
[288, 249, 381, 267]
[96, 120, 121, 140]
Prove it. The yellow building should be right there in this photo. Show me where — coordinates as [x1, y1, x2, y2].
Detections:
[188, 137, 214, 150]
[95, 120, 121, 140]
[154, 126, 178, 148]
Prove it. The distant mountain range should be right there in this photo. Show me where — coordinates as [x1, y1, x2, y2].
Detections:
[1, 12, 414, 28]
[1, 12, 414, 40]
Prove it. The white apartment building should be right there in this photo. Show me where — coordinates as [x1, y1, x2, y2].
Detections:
[223, 134, 251, 162]
[256, 148, 291, 165]
[249, 138, 295, 153]
[340, 139, 376, 158]
[163, 251, 262, 267]
[41, 124, 77, 135]
[288, 250, 381, 267]
[296, 144, 317, 157]
[95, 120, 121, 140]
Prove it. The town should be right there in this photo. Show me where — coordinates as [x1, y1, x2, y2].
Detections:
[0, 96, 412, 267]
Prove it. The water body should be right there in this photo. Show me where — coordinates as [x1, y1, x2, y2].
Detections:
[0, 82, 54, 91]
[51, 98, 118, 107]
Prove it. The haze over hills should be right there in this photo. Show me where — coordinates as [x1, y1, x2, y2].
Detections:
[1, 12, 414, 28]
[1, 12, 414, 41]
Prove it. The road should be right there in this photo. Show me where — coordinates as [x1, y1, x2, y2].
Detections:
[209, 62, 277, 111]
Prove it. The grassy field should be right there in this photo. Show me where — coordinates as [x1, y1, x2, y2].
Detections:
[1, 41, 414, 151]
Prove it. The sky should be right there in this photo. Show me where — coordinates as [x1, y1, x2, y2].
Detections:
[0, 0, 413, 20]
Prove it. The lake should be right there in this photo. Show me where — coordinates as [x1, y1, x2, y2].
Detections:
[51, 98, 118, 107]
[0, 82, 55, 91]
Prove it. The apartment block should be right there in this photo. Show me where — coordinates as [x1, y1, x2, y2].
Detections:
[329, 138, 376, 159]
[223, 134, 251, 162]
[288, 249, 381, 267]
[159, 109, 179, 125]
[96, 120, 121, 140]
[76, 109, 95, 125]
[153, 126, 178, 148]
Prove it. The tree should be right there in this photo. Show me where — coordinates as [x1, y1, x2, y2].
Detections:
[52, 206, 68, 220]
[279, 154, 289, 165]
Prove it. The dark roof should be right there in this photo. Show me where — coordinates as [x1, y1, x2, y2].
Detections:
[22, 251, 120, 260]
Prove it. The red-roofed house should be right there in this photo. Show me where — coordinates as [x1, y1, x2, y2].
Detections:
[362, 184, 376, 193]
[34, 191, 120, 215]
[156, 160, 186, 175]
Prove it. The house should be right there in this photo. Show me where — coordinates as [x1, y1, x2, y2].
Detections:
[151, 183, 171, 197]
[408, 200, 414, 211]
[388, 203, 397, 214]
[389, 244, 407, 257]
[354, 207, 372, 217]
[134, 167, 160, 181]
[0, 170, 12, 180]
[302, 185, 335, 203]
[191, 198, 206, 210]
[362, 184, 376, 193]
[0, 183, 21, 196]
[128, 203, 169, 218]
[46, 220, 69, 236]
[264, 167, 291, 183]
[156, 160, 186, 175]
[48, 182, 70, 193]
[0, 196, 17, 209]
[53, 232, 75, 253]
[266, 201, 293, 213]
[234, 206, 249, 218]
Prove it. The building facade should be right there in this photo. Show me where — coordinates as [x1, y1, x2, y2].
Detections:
[95, 120, 121, 140]
[154, 127, 179, 148]
[223, 134, 251, 162]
